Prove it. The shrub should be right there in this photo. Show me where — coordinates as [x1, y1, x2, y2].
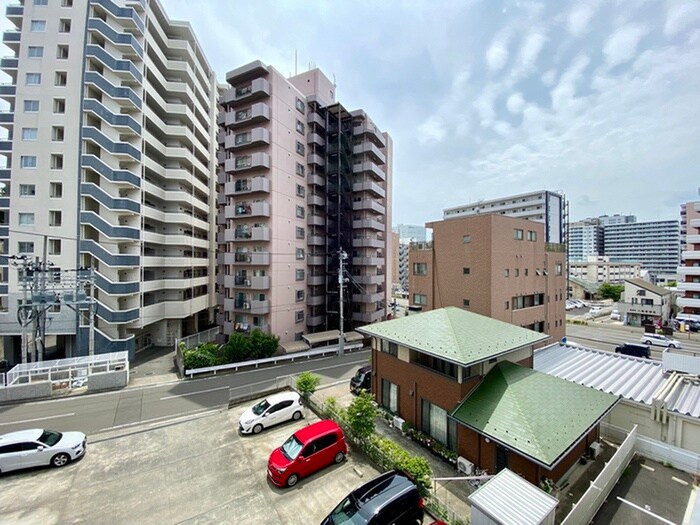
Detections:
[249, 328, 279, 359]
[371, 436, 432, 491]
[183, 348, 217, 369]
[346, 391, 377, 440]
[296, 371, 321, 399]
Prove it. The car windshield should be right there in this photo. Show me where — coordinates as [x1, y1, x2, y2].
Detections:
[280, 435, 303, 461]
[252, 399, 270, 416]
[38, 430, 62, 447]
[329, 495, 361, 525]
[353, 371, 365, 381]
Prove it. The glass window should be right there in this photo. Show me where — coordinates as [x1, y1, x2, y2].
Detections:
[28, 46, 44, 58]
[295, 205, 305, 218]
[463, 267, 470, 275]
[48, 239, 61, 255]
[296, 184, 305, 197]
[295, 269, 305, 281]
[296, 141, 305, 156]
[26, 73, 41, 85]
[20, 156, 37, 168]
[55, 71, 67, 86]
[49, 211, 62, 227]
[52, 126, 64, 142]
[18, 241, 34, 254]
[463, 235, 471, 243]
[528, 230, 537, 241]
[34, 0, 48, 5]
[295, 248, 305, 260]
[21, 128, 38, 140]
[50, 182, 63, 198]
[295, 310, 304, 322]
[58, 19, 71, 33]
[381, 379, 398, 413]
[504, 269, 509, 277]
[556, 263, 562, 276]
[24, 100, 40, 112]
[234, 132, 250, 145]
[56, 45, 69, 59]
[295, 226, 305, 239]
[296, 162, 305, 177]
[412, 262, 427, 275]
[18, 213, 35, 226]
[51, 154, 64, 170]
[463, 299, 470, 307]
[62, 0, 73, 6]
[53, 98, 66, 113]
[235, 156, 251, 169]
[19, 184, 36, 196]
[295, 97, 305, 113]
[413, 293, 427, 305]
[296, 120, 305, 134]
[514, 229, 524, 240]
[295, 289, 304, 301]
[30, 20, 47, 32]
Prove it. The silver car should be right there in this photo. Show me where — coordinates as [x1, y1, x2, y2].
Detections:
[238, 391, 304, 434]
[0, 429, 86, 473]
[640, 333, 682, 349]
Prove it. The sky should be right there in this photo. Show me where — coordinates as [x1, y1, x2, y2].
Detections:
[4, 0, 700, 226]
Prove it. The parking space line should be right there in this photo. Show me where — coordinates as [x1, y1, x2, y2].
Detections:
[672, 476, 688, 486]
[160, 386, 230, 400]
[616, 497, 676, 525]
[641, 463, 655, 472]
[0, 412, 75, 425]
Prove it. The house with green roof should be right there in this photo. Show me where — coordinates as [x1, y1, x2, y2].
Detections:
[357, 307, 619, 485]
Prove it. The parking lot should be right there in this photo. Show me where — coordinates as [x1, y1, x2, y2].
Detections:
[0, 397, 383, 525]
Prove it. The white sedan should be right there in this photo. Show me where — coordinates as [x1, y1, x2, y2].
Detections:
[238, 391, 303, 434]
[640, 333, 682, 349]
[0, 429, 86, 473]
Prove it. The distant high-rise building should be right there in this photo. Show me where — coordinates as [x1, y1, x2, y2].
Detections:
[216, 62, 392, 345]
[443, 190, 566, 244]
[598, 214, 636, 226]
[678, 200, 700, 319]
[568, 218, 603, 262]
[394, 224, 426, 243]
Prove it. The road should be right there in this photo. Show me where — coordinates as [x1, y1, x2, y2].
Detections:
[0, 349, 370, 437]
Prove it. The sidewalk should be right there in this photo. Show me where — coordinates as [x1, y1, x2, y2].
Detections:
[128, 345, 180, 387]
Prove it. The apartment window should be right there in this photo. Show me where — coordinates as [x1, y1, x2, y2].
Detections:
[235, 156, 251, 169]
[463, 267, 470, 275]
[49, 211, 62, 227]
[21, 156, 37, 168]
[413, 293, 427, 305]
[50, 182, 63, 198]
[296, 141, 305, 156]
[62, 0, 74, 6]
[295, 310, 305, 323]
[296, 119, 305, 134]
[55, 72, 68, 86]
[58, 19, 71, 33]
[296, 162, 305, 177]
[21, 128, 38, 140]
[51, 154, 64, 170]
[28, 46, 44, 58]
[19, 213, 35, 226]
[30, 20, 47, 32]
[234, 132, 250, 145]
[56, 45, 69, 59]
[528, 230, 537, 241]
[504, 269, 510, 277]
[295, 205, 305, 218]
[48, 239, 61, 255]
[296, 248, 305, 260]
[19, 184, 36, 197]
[26, 73, 41, 86]
[514, 229, 524, 240]
[295, 289, 305, 302]
[463, 235, 471, 243]
[235, 108, 251, 121]
[505, 301, 509, 310]
[421, 399, 456, 450]
[52, 126, 64, 142]
[463, 299, 470, 308]
[34, 0, 48, 4]
[295, 226, 305, 239]
[381, 379, 398, 413]
[295, 97, 305, 113]
[18, 241, 34, 254]
[53, 98, 66, 113]
[515, 268, 520, 277]
[556, 263, 562, 276]
[413, 262, 427, 275]
[24, 100, 39, 112]
[295, 269, 305, 281]
[296, 184, 305, 198]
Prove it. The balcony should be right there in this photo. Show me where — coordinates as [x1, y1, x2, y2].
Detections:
[307, 314, 325, 327]
[308, 274, 324, 286]
[308, 235, 325, 246]
[353, 291, 385, 303]
[232, 251, 270, 265]
[352, 309, 385, 324]
[308, 255, 325, 265]
[308, 174, 325, 187]
[678, 297, 700, 309]
[225, 152, 270, 173]
[230, 77, 271, 104]
[308, 111, 325, 128]
[353, 274, 384, 285]
[353, 123, 386, 147]
[308, 294, 324, 307]
[308, 153, 325, 166]
[678, 266, 700, 276]
[308, 132, 324, 147]
[2, 31, 20, 52]
[224, 102, 270, 128]
[353, 236, 385, 249]
[685, 235, 700, 244]
[353, 218, 385, 231]
[678, 282, 700, 292]
[0, 84, 16, 100]
[250, 299, 270, 315]
[0, 57, 18, 70]
[353, 199, 385, 215]
[225, 127, 270, 150]
[353, 181, 385, 198]
[307, 193, 325, 207]
[691, 218, 700, 228]
[353, 142, 386, 164]
[353, 161, 386, 181]
[682, 250, 700, 261]
[308, 214, 326, 227]
[228, 176, 270, 195]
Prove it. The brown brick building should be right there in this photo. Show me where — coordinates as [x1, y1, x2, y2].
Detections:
[409, 214, 566, 342]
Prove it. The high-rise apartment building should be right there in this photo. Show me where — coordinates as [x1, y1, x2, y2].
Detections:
[216, 61, 392, 344]
[443, 190, 566, 244]
[678, 200, 700, 319]
[598, 214, 636, 226]
[568, 218, 602, 262]
[394, 224, 426, 243]
[0, 0, 217, 362]
[408, 214, 566, 342]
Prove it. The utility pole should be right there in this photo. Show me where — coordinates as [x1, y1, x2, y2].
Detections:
[38, 235, 48, 362]
[338, 249, 347, 356]
[89, 267, 95, 357]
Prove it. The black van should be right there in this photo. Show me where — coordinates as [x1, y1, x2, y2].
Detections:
[350, 365, 372, 395]
[615, 343, 651, 359]
[321, 470, 424, 525]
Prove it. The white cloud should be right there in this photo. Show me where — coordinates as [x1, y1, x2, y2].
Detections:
[485, 33, 511, 72]
[603, 23, 650, 69]
[506, 92, 525, 114]
[664, 2, 700, 37]
[416, 117, 447, 143]
[551, 54, 590, 113]
[541, 69, 557, 86]
[567, 2, 599, 37]
[518, 32, 547, 69]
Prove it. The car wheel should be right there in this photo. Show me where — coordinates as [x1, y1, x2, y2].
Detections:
[292, 410, 302, 421]
[286, 473, 299, 487]
[643, 340, 651, 345]
[252, 424, 263, 434]
[51, 453, 70, 468]
[334, 451, 345, 464]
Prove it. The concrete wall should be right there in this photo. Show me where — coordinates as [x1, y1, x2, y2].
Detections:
[87, 370, 128, 392]
[0, 381, 52, 403]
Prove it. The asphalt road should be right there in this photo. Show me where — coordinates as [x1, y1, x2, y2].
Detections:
[0, 349, 370, 437]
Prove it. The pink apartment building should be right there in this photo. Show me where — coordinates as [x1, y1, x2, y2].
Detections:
[679, 200, 700, 319]
[216, 61, 392, 345]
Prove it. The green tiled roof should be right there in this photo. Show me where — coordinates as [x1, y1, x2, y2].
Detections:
[451, 361, 619, 467]
[356, 307, 549, 366]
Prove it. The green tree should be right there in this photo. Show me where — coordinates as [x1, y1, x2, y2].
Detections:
[296, 371, 321, 400]
[249, 328, 279, 359]
[599, 283, 624, 301]
[346, 391, 378, 440]
[222, 332, 252, 362]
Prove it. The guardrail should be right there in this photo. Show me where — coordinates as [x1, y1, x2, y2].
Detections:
[185, 342, 363, 378]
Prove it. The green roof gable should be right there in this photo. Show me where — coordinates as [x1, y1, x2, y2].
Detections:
[356, 307, 549, 366]
[450, 361, 619, 468]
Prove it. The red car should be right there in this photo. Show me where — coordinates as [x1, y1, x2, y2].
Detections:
[267, 420, 347, 487]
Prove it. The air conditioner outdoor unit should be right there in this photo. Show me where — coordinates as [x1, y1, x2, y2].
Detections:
[457, 456, 475, 476]
[392, 416, 405, 431]
[589, 442, 603, 459]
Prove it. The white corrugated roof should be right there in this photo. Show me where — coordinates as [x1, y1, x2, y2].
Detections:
[469, 468, 558, 525]
[534, 343, 700, 418]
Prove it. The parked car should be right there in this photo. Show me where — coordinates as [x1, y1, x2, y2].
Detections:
[610, 309, 621, 321]
[687, 321, 700, 333]
[588, 306, 603, 316]
[615, 343, 651, 359]
[239, 391, 304, 435]
[267, 419, 347, 487]
[350, 365, 372, 395]
[320, 470, 424, 525]
[640, 333, 682, 349]
[0, 429, 86, 473]
[565, 301, 576, 311]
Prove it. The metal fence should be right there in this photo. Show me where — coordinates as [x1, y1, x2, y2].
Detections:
[562, 425, 638, 525]
[175, 326, 220, 352]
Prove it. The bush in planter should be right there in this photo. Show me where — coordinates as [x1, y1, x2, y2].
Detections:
[370, 436, 432, 491]
[296, 371, 321, 401]
[346, 391, 378, 440]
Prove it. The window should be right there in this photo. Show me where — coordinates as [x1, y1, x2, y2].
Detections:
[296, 119, 305, 134]
[51, 154, 64, 170]
[462, 267, 470, 275]
[26, 73, 41, 86]
[53, 98, 66, 113]
[48, 239, 61, 255]
[505, 301, 509, 310]
[21, 128, 38, 140]
[528, 230, 537, 241]
[413, 293, 427, 305]
[52, 126, 64, 142]
[463, 235, 471, 243]
[235, 108, 251, 121]
[58, 19, 71, 33]
[235, 156, 251, 169]
[514, 229, 524, 240]
[30, 20, 47, 32]
[295, 269, 305, 281]
[28, 46, 44, 58]
[34, 0, 48, 4]
[18, 213, 35, 226]
[296, 184, 305, 197]
[62, 0, 73, 6]
[421, 399, 456, 450]
[18, 241, 34, 254]
[515, 268, 520, 277]
[24, 100, 39, 112]
[49, 210, 62, 227]
[295, 226, 305, 239]
[296, 248, 305, 260]
[381, 379, 398, 413]
[55, 72, 67, 86]
[295, 141, 305, 156]
[19, 184, 36, 197]
[295, 289, 305, 302]
[50, 182, 63, 198]
[295, 310, 304, 323]
[56, 45, 69, 59]
[463, 299, 470, 307]
[412, 262, 427, 275]
[295, 205, 305, 218]
[524, 268, 529, 276]
[504, 269, 510, 277]
[295, 97, 305, 113]
[295, 162, 305, 177]
[20, 156, 37, 168]
[555, 263, 562, 276]
[234, 131, 250, 145]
